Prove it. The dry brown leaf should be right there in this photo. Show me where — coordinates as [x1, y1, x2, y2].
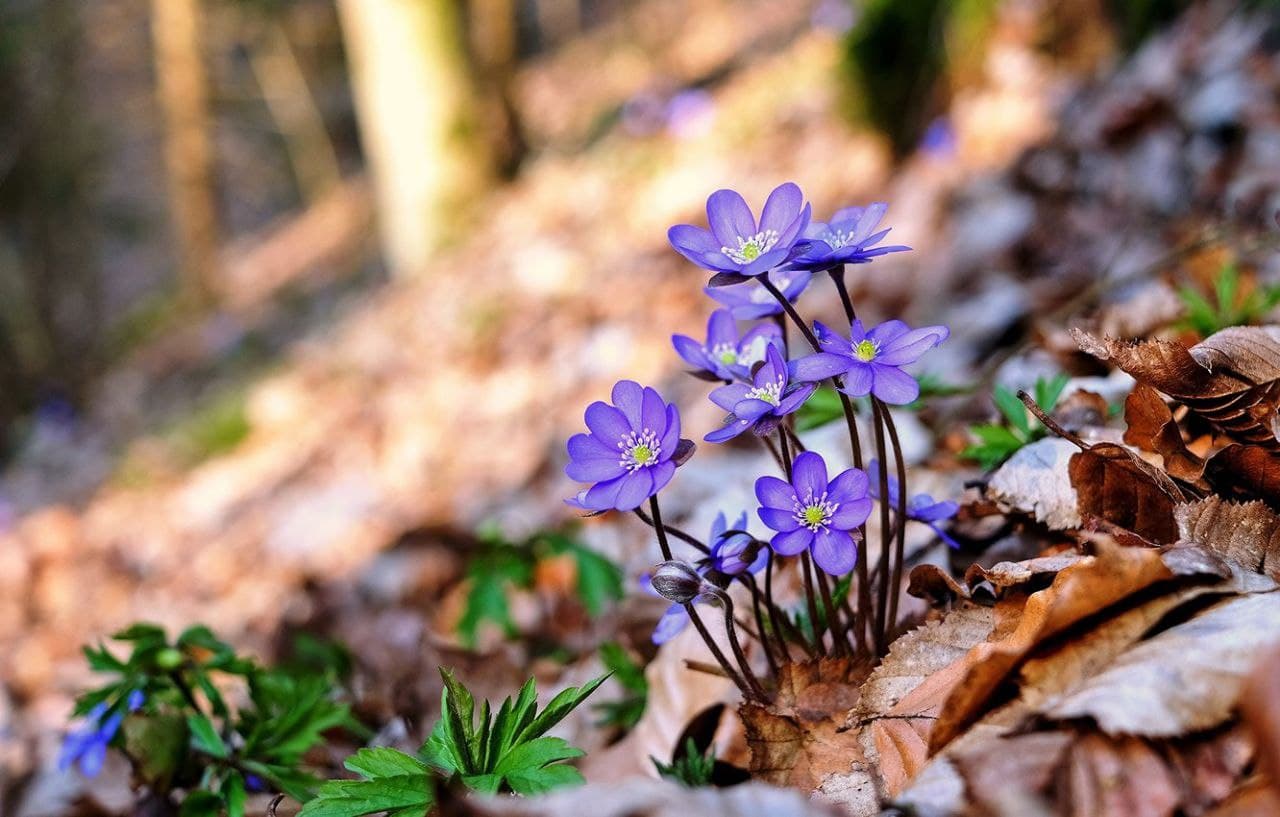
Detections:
[1123, 384, 1206, 481]
[952, 732, 1070, 817]
[1069, 442, 1191, 543]
[929, 540, 1177, 752]
[1073, 326, 1280, 450]
[964, 553, 1086, 593]
[1204, 779, 1280, 817]
[906, 564, 970, 607]
[1176, 495, 1280, 581]
[1063, 734, 1182, 817]
[1205, 445, 1280, 507]
[1043, 592, 1280, 736]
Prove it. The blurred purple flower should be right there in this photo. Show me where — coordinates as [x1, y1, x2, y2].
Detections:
[867, 459, 960, 548]
[706, 268, 813, 320]
[672, 308, 782, 382]
[565, 381, 691, 512]
[58, 690, 144, 778]
[795, 319, 949, 405]
[790, 203, 910, 271]
[921, 116, 957, 157]
[708, 510, 766, 575]
[621, 91, 668, 137]
[668, 183, 812, 281]
[811, 0, 857, 33]
[755, 451, 871, 575]
[665, 89, 716, 139]
[705, 345, 816, 443]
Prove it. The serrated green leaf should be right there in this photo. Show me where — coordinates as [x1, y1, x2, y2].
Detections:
[992, 385, 1029, 434]
[513, 675, 607, 746]
[438, 670, 476, 774]
[122, 713, 188, 789]
[419, 719, 456, 774]
[343, 748, 427, 778]
[187, 713, 227, 759]
[504, 763, 584, 796]
[298, 775, 433, 817]
[461, 773, 502, 795]
[494, 736, 583, 776]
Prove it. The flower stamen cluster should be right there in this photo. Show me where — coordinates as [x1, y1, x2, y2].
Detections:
[722, 229, 779, 264]
[618, 428, 662, 471]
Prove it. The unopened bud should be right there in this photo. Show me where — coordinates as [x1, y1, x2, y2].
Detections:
[650, 560, 704, 604]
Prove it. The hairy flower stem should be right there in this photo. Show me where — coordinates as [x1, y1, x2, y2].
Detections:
[633, 507, 710, 555]
[760, 275, 822, 351]
[648, 496, 755, 698]
[880, 402, 910, 636]
[814, 568, 849, 656]
[715, 591, 769, 700]
[800, 552, 826, 654]
[828, 267, 857, 323]
[761, 434, 788, 476]
[776, 428, 794, 479]
[744, 575, 783, 674]
[870, 400, 894, 655]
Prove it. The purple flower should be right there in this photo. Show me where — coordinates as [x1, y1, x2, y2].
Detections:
[790, 203, 910, 271]
[705, 268, 812, 320]
[705, 345, 816, 443]
[669, 183, 812, 281]
[58, 690, 144, 777]
[755, 451, 871, 575]
[640, 570, 711, 645]
[867, 459, 961, 548]
[796, 319, 949, 405]
[672, 309, 782, 382]
[708, 511, 766, 575]
[566, 381, 691, 513]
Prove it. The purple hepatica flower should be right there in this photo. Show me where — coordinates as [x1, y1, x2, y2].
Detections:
[867, 459, 961, 548]
[797, 319, 949, 405]
[705, 345, 816, 443]
[755, 451, 872, 575]
[708, 511, 767, 575]
[669, 183, 812, 282]
[790, 203, 911, 271]
[566, 381, 692, 513]
[58, 690, 144, 777]
[705, 267, 813, 320]
[672, 308, 782, 382]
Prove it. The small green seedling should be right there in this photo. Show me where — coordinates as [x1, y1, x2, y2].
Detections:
[963, 373, 1070, 470]
[1178, 263, 1280, 337]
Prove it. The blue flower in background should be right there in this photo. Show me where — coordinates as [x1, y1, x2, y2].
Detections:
[58, 690, 144, 777]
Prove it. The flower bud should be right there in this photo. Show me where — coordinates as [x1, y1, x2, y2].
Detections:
[649, 560, 704, 604]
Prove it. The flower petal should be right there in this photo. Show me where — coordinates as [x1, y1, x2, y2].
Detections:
[839, 362, 874, 397]
[659, 404, 681, 455]
[611, 380, 645, 428]
[790, 352, 851, 382]
[827, 467, 869, 504]
[649, 460, 677, 495]
[776, 201, 812, 246]
[830, 496, 873, 530]
[668, 224, 721, 266]
[583, 475, 626, 510]
[790, 451, 828, 498]
[770, 526, 813, 556]
[759, 506, 799, 532]
[613, 469, 656, 511]
[565, 455, 625, 482]
[733, 397, 774, 422]
[652, 604, 690, 645]
[870, 365, 920, 405]
[584, 401, 629, 442]
[705, 417, 750, 443]
[811, 528, 856, 575]
[709, 383, 750, 412]
[707, 189, 756, 246]
[755, 475, 796, 509]
[868, 320, 910, 345]
[640, 386, 668, 433]
[758, 182, 803, 234]
[673, 334, 712, 372]
[777, 383, 816, 415]
[706, 308, 738, 347]
[849, 202, 887, 244]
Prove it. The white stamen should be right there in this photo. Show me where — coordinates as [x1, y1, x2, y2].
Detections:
[617, 428, 662, 472]
[721, 229, 780, 265]
[745, 376, 785, 406]
[792, 490, 841, 532]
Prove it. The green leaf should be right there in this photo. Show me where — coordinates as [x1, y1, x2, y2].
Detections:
[298, 775, 433, 817]
[962, 424, 1026, 470]
[179, 790, 224, 817]
[223, 771, 247, 817]
[504, 763, 584, 796]
[438, 669, 476, 774]
[186, 713, 228, 759]
[344, 748, 428, 778]
[564, 542, 624, 617]
[1033, 373, 1070, 415]
[461, 773, 502, 795]
[992, 385, 1029, 434]
[513, 675, 608, 746]
[494, 736, 583, 777]
[795, 386, 846, 431]
[122, 713, 188, 789]
[457, 572, 516, 648]
[419, 720, 457, 775]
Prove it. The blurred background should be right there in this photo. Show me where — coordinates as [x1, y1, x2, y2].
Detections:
[4, 0, 1280, 811]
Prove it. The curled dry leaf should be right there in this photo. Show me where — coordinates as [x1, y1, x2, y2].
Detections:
[986, 437, 1082, 530]
[1204, 779, 1280, 817]
[1176, 495, 1280, 581]
[1072, 326, 1280, 450]
[1205, 444, 1280, 508]
[929, 539, 1178, 752]
[1043, 592, 1280, 736]
[963, 553, 1086, 595]
[1123, 384, 1205, 481]
[906, 564, 970, 607]
[1069, 442, 1191, 544]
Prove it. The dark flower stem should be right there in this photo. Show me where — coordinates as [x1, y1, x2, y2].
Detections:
[828, 267, 857, 323]
[716, 591, 769, 700]
[881, 402, 910, 636]
[800, 552, 825, 654]
[870, 399, 893, 655]
[759, 276, 821, 351]
[648, 496, 756, 698]
[744, 575, 782, 674]
[776, 428, 794, 480]
[634, 507, 710, 555]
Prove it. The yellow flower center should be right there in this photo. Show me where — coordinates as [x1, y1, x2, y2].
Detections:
[853, 339, 878, 362]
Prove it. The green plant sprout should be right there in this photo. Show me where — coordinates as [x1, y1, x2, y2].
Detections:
[963, 373, 1070, 470]
[1178, 262, 1280, 337]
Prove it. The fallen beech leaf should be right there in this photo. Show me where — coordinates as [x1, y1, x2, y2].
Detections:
[1073, 326, 1280, 450]
[906, 565, 969, 607]
[1044, 593, 1280, 736]
[1123, 384, 1205, 481]
[1063, 734, 1181, 817]
[964, 553, 1085, 594]
[987, 438, 1082, 530]
[1176, 495, 1280, 580]
[1205, 445, 1280, 507]
[952, 731, 1071, 817]
[1069, 442, 1191, 543]
[930, 540, 1178, 752]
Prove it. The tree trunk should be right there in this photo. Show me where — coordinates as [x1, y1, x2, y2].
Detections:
[151, 0, 221, 304]
[337, 0, 490, 278]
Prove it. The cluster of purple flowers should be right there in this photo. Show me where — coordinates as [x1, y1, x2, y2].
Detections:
[58, 690, 144, 777]
[564, 181, 957, 664]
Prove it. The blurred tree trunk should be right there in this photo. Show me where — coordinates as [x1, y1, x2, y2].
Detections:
[151, 0, 221, 305]
[337, 0, 490, 278]
[469, 0, 528, 176]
